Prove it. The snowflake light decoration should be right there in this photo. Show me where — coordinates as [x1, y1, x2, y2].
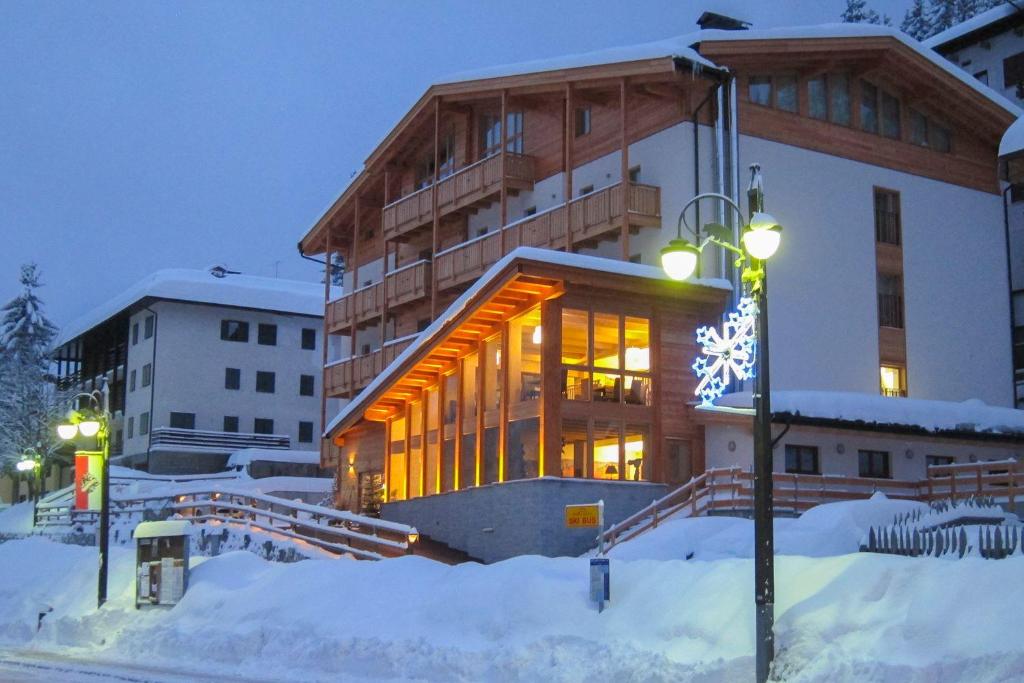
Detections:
[693, 296, 757, 406]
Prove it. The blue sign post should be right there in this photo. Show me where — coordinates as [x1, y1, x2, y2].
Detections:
[590, 558, 610, 613]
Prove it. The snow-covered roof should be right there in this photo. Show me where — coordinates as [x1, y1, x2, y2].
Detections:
[923, 3, 1020, 50]
[134, 519, 192, 539]
[442, 24, 1020, 116]
[1000, 116, 1024, 157]
[324, 247, 730, 436]
[55, 269, 336, 349]
[227, 448, 321, 468]
[715, 390, 1024, 438]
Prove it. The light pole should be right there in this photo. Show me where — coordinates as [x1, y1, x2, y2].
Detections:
[56, 385, 111, 609]
[15, 449, 41, 502]
[660, 164, 781, 683]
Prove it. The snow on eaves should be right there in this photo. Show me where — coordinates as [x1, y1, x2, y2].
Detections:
[923, 3, 1020, 50]
[54, 269, 336, 349]
[716, 389, 1024, 438]
[323, 247, 731, 436]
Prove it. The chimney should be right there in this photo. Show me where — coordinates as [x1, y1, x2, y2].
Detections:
[697, 11, 751, 31]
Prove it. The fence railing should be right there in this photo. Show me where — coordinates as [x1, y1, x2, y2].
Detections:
[325, 336, 416, 398]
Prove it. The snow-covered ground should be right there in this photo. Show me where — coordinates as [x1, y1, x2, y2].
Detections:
[0, 496, 1022, 682]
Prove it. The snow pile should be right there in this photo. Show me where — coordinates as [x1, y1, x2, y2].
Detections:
[2, 495, 1024, 680]
[0, 502, 36, 535]
[716, 389, 1024, 437]
[226, 448, 321, 468]
[608, 492, 927, 562]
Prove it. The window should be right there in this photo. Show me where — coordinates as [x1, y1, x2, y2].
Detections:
[256, 371, 276, 393]
[144, 316, 154, 339]
[829, 73, 851, 126]
[880, 365, 906, 397]
[776, 74, 797, 112]
[575, 106, 591, 137]
[140, 412, 150, 436]
[132, 323, 139, 345]
[141, 363, 152, 388]
[560, 308, 651, 406]
[127, 416, 134, 439]
[225, 367, 240, 390]
[926, 455, 955, 467]
[479, 113, 501, 158]
[1003, 51, 1024, 89]
[880, 91, 900, 140]
[254, 418, 274, 435]
[749, 75, 772, 106]
[860, 80, 879, 134]
[169, 412, 195, 429]
[858, 449, 891, 478]
[298, 421, 314, 443]
[974, 70, 989, 85]
[223, 416, 239, 433]
[910, 108, 928, 146]
[808, 75, 827, 120]
[299, 374, 315, 396]
[221, 320, 249, 342]
[301, 328, 316, 350]
[438, 129, 455, 178]
[877, 274, 904, 329]
[909, 108, 951, 152]
[785, 445, 820, 474]
[874, 188, 901, 245]
[257, 323, 277, 346]
[505, 111, 524, 154]
[930, 122, 951, 153]
[129, 369, 136, 392]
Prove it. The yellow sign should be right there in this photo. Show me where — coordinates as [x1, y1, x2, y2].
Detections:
[565, 504, 601, 528]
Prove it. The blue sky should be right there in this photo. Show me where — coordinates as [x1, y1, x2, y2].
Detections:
[0, 0, 911, 329]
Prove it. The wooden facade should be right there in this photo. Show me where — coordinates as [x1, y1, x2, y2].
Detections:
[330, 256, 727, 507]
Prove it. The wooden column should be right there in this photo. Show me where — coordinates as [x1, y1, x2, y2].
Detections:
[539, 298, 562, 477]
[320, 225, 332, 450]
[564, 83, 574, 253]
[419, 394, 428, 498]
[381, 170, 390, 342]
[650, 305, 663, 483]
[431, 100, 441, 317]
[475, 347, 485, 486]
[454, 361, 464, 489]
[349, 197, 360, 397]
[500, 90, 508, 249]
[620, 77, 630, 261]
[498, 322, 510, 482]
[383, 417, 392, 502]
[436, 373, 445, 493]
[403, 402, 411, 500]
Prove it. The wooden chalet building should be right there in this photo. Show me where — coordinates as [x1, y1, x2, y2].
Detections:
[299, 21, 1022, 560]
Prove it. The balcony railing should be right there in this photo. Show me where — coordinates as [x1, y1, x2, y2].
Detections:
[382, 153, 536, 241]
[149, 427, 290, 452]
[325, 336, 416, 398]
[878, 293, 904, 329]
[327, 261, 432, 333]
[434, 181, 661, 291]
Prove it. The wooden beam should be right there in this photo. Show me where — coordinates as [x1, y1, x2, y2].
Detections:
[500, 90, 509, 252]
[564, 82, 574, 253]
[620, 77, 630, 261]
[431, 98, 440, 318]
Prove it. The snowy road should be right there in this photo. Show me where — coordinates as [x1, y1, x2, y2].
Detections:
[0, 652, 283, 682]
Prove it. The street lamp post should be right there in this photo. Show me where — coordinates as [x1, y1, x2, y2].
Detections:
[56, 385, 111, 609]
[660, 164, 781, 683]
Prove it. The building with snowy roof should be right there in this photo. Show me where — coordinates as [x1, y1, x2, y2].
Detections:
[52, 267, 338, 474]
[297, 17, 1023, 559]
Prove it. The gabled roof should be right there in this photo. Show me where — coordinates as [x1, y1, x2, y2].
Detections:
[55, 269, 335, 349]
[300, 23, 1020, 256]
[924, 3, 1023, 52]
[324, 247, 730, 436]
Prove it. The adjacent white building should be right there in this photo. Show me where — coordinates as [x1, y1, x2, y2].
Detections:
[53, 267, 336, 474]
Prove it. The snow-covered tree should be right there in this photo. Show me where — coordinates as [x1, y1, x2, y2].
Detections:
[902, 0, 934, 40]
[0, 264, 66, 496]
[841, 0, 891, 25]
[927, 0, 1004, 36]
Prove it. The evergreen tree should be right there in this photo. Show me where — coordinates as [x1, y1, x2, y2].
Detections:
[322, 253, 345, 287]
[841, 0, 891, 25]
[0, 264, 65, 493]
[902, 0, 933, 40]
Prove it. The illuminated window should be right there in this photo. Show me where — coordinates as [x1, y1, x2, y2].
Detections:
[389, 416, 406, 501]
[561, 417, 589, 478]
[561, 308, 590, 401]
[425, 388, 440, 495]
[483, 333, 502, 414]
[593, 421, 621, 480]
[624, 424, 649, 481]
[880, 365, 906, 397]
[408, 402, 423, 498]
[510, 307, 542, 405]
[560, 309, 651, 406]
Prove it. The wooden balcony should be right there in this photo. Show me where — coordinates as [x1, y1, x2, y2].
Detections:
[434, 181, 661, 291]
[382, 153, 536, 242]
[326, 261, 432, 333]
[325, 337, 416, 398]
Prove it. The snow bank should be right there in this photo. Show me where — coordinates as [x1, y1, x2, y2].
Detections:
[0, 502, 36, 535]
[226, 448, 321, 467]
[2, 495, 1023, 682]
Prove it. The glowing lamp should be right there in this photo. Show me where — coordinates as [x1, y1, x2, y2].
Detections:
[407, 531, 420, 544]
[16, 459, 36, 472]
[532, 326, 542, 345]
[77, 420, 101, 437]
[56, 423, 78, 440]
[742, 212, 782, 260]
[660, 239, 700, 281]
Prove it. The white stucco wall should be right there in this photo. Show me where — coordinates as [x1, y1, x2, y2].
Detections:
[122, 301, 327, 459]
[945, 28, 1024, 105]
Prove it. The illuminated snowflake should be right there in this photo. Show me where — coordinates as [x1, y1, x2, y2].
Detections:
[692, 296, 757, 406]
